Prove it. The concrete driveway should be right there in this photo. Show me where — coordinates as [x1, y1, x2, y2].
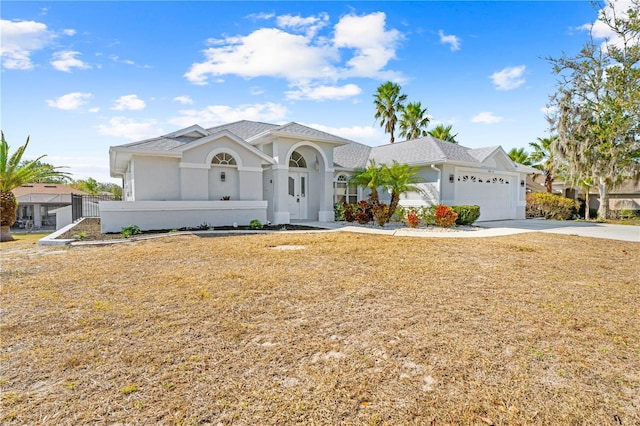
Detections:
[477, 218, 640, 242]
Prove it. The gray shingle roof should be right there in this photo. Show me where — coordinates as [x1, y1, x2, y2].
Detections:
[333, 141, 372, 169]
[368, 136, 481, 165]
[468, 146, 500, 162]
[117, 136, 188, 151]
[206, 120, 279, 140]
[113, 121, 508, 171]
[268, 122, 353, 144]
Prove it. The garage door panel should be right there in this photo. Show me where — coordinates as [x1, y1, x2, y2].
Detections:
[455, 172, 513, 221]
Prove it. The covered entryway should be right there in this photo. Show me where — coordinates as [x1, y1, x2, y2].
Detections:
[288, 172, 308, 219]
[454, 170, 514, 221]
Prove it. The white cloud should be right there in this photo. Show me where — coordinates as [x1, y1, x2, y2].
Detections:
[246, 12, 275, 22]
[173, 95, 193, 105]
[490, 65, 526, 90]
[169, 102, 288, 128]
[63, 29, 76, 36]
[0, 19, 53, 69]
[184, 11, 403, 85]
[88, 107, 100, 113]
[333, 12, 402, 79]
[285, 83, 361, 101]
[277, 12, 329, 37]
[98, 117, 163, 140]
[438, 30, 461, 51]
[583, 1, 639, 49]
[109, 55, 152, 68]
[472, 112, 504, 124]
[51, 50, 91, 72]
[112, 94, 146, 111]
[46, 92, 92, 110]
[184, 28, 338, 85]
[249, 86, 265, 95]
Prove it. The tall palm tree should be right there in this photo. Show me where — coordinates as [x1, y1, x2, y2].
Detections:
[507, 147, 532, 166]
[529, 136, 558, 193]
[1, 132, 71, 241]
[399, 102, 430, 141]
[373, 81, 407, 144]
[382, 161, 424, 222]
[427, 124, 458, 143]
[349, 160, 386, 203]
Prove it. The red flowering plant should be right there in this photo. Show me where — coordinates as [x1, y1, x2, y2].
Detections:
[406, 209, 420, 228]
[434, 204, 458, 228]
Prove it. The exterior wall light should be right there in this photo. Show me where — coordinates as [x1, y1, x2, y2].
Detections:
[520, 179, 525, 187]
[449, 174, 454, 183]
[221, 171, 226, 182]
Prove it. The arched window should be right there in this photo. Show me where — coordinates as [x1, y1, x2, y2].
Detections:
[289, 151, 307, 168]
[211, 152, 237, 166]
[334, 174, 357, 204]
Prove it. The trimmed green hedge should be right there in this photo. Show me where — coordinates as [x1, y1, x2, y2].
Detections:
[526, 192, 578, 220]
[451, 205, 481, 225]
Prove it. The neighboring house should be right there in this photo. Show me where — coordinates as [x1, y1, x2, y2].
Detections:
[11, 183, 88, 229]
[554, 179, 640, 214]
[104, 120, 536, 232]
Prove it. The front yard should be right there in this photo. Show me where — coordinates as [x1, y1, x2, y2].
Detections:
[1, 232, 638, 425]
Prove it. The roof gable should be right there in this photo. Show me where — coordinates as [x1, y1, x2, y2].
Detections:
[247, 121, 353, 145]
[177, 130, 275, 164]
[206, 120, 279, 140]
[170, 124, 210, 138]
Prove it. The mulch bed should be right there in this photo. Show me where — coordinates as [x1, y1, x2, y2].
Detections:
[56, 218, 321, 241]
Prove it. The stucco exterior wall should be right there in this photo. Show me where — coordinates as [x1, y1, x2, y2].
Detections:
[99, 200, 268, 233]
[132, 156, 180, 200]
[439, 163, 457, 205]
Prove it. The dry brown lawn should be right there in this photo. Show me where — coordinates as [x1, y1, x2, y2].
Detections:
[1, 232, 639, 425]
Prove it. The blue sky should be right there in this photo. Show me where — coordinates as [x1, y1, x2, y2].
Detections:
[1, 1, 607, 183]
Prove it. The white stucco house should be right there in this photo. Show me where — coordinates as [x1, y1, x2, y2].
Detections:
[102, 120, 536, 232]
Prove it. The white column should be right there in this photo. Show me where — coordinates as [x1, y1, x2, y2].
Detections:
[272, 165, 290, 224]
[318, 170, 335, 222]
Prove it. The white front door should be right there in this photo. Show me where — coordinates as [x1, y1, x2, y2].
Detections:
[288, 172, 308, 219]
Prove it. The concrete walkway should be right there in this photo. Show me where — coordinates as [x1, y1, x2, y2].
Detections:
[301, 218, 640, 242]
[476, 218, 639, 242]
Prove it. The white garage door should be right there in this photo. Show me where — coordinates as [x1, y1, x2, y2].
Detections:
[454, 171, 514, 221]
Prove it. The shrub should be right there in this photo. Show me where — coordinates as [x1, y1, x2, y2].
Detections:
[406, 209, 420, 228]
[73, 231, 87, 240]
[248, 219, 263, 230]
[434, 204, 458, 228]
[451, 205, 481, 225]
[121, 225, 141, 238]
[391, 205, 406, 223]
[419, 205, 438, 226]
[353, 200, 373, 224]
[526, 193, 578, 220]
[371, 202, 389, 227]
[619, 209, 640, 219]
[334, 203, 345, 221]
[343, 203, 356, 222]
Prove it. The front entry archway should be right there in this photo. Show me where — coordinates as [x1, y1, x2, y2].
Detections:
[288, 171, 308, 219]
